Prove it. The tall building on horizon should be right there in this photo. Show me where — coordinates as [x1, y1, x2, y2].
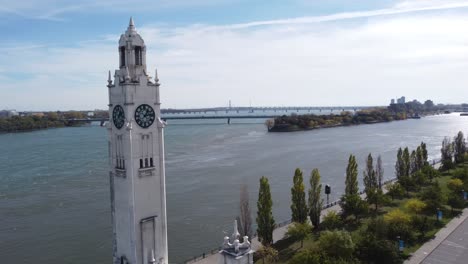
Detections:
[107, 18, 168, 264]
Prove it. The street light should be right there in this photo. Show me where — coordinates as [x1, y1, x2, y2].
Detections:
[325, 184, 331, 205]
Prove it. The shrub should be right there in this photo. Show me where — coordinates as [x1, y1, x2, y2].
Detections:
[318, 230, 355, 260]
[321, 211, 343, 230]
[405, 199, 426, 215]
[289, 250, 320, 264]
[384, 209, 414, 241]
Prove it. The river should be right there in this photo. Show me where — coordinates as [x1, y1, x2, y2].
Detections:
[0, 113, 466, 263]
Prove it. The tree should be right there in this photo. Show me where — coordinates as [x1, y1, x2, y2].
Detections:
[376, 155, 384, 189]
[285, 222, 312, 248]
[321, 211, 343, 230]
[341, 193, 368, 220]
[410, 150, 418, 175]
[416, 146, 424, 170]
[403, 147, 410, 177]
[441, 137, 454, 170]
[318, 230, 355, 260]
[256, 246, 279, 264]
[343, 154, 367, 219]
[420, 181, 446, 212]
[291, 168, 308, 223]
[421, 165, 440, 182]
[447, 178, 465, 213]
[257, 176, 275, 246]
[384, 209, 413, 241]
[345, 154, 359, 196]
[454, 131, 466, 164]
[385, 182, 404, 200]
[239, 184, 252, 239]
[421, 142, 429, 166]
[308, 168, 323, 229]
[356, 218, 402, 264]
[395, 148, 404, 180]
[289, 250, 320, 264]
[364, 153, 379, 210]
[405, 199, 426, 215]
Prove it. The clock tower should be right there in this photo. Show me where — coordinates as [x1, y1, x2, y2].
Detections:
[107, 18, 168, 264]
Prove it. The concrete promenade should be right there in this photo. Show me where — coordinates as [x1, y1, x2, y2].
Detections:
[405, 208, 468, 264]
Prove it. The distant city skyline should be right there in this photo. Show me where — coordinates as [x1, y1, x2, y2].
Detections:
[2, 0, 468, 111]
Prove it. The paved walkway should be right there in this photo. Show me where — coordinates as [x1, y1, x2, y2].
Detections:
[405, 208, 468, 264]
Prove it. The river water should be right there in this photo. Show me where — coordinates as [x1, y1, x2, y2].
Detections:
[0, 113, 467, 263]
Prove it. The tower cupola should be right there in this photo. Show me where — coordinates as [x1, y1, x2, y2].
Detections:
[118, 17, 148, 83]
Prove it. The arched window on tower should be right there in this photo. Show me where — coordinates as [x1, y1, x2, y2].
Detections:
[135, 46, 142, 66]
[119, 47, 126, 67]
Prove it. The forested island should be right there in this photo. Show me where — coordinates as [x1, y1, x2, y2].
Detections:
[267, 99, 444, 132]
[0, 111, 108, 133]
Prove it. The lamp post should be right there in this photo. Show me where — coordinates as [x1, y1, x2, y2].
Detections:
[325, 184, 331, 206]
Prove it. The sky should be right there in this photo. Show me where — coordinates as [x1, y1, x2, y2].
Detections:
[1, 0, 468, 111]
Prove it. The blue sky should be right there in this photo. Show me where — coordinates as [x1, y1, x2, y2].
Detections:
[1, 0, 468, 110]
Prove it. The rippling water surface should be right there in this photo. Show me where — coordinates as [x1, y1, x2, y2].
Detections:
[1, 114, 467, 263]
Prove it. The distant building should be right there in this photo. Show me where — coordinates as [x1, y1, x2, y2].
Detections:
[396, 96, 406, 104]
[0, 110, 19, 118]
[390, 99, 395, 105]
[87, 111, 95, 117]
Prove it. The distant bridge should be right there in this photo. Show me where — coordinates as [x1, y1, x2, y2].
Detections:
[67, 106, 379, 125]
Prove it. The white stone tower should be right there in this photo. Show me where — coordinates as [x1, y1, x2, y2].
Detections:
[107, 18, 168, 264]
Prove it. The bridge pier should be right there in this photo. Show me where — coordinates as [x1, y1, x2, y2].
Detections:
[227, 118, 231, 125]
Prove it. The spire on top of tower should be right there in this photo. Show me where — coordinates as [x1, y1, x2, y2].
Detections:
[127, 17, 136, 32]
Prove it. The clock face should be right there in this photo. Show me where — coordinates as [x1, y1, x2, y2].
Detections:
[112, 105, 125, 129]
[134, 104, 155, 128]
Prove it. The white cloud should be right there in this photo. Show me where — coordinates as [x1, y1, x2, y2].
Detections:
[2, 0, 468, 110]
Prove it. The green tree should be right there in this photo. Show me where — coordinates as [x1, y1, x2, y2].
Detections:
[420, 181, 446, 213]
[341, 193, 368, 220]
[285, 222, 312, 248]
[256, 246, 279, 264]
[395, 148, 404, 180]
[256, 176, 275, 246]
[441, 137, 454, 170]
[308, 168, 323, 229]
[384, 209, 413, 241]
[454, 131, 466, 164]
[289, 250, 320, 264]
[356, 218, 402, 264]
[376, 155, 384, 189]
[385, 182, 405, 200]
[421, 142, 429, 166]
[363, 153, 379, 210]
[447, 178, 465, 213]
[410, 150, 418, 175]
[321, 211, 343, 230]
[343, 154, 367, 219]
[345, 154, 359, 196]
[405, 199, 426, 215]
[291, 168, 308, 223]
[403, 147, 410, 177]
[318, 230, 355, 260]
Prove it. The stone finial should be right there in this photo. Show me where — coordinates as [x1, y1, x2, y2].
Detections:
[221, 219, 252, 257]
[108, 70, 112, 85]
[231, 220, 240, 242]
[148, 249, 156, 264]
[125, 66, 130, 81]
